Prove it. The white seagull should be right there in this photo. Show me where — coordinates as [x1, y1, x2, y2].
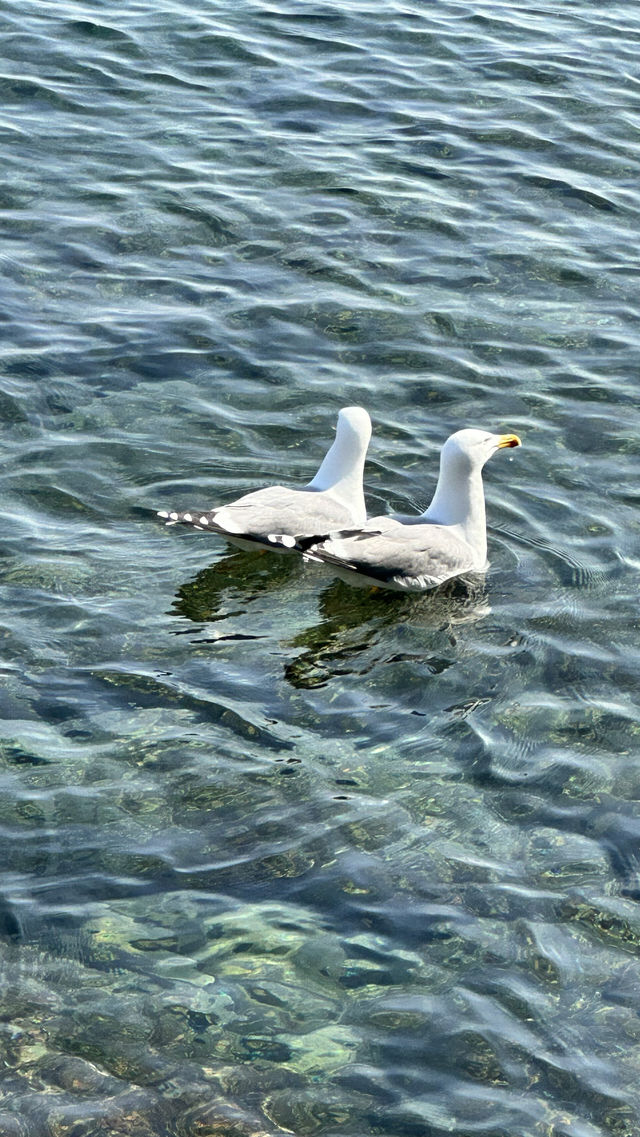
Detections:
[302, 428, 521, 591]
[158, 406, 372, 553]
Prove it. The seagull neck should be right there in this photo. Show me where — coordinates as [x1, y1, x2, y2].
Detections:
[307, 430, 367, 523]
[423, 466, 487, 563]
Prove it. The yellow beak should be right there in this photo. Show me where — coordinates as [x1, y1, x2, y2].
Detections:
[497, 433, 522, 449]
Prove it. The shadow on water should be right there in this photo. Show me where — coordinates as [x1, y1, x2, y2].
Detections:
[171, 546, 301, 627]
[284, 575, 491, 689]
[169, 546, 492, 689]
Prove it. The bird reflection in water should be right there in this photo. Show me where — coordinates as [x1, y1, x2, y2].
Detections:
[169, 549, 490, 688]
[171, 547, 301, 629]
[285, 574, 490, 689]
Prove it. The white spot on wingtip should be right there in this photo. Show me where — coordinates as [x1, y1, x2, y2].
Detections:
[157, 510, 169, 519]
[183, 513, 193, 523]
[199, 516, 209, 525]
[169, 512, 179, 521]
[268, 533, 296, 548]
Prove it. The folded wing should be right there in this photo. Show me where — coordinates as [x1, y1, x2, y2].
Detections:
[160, 486, 360, 551]
[306, 518, 477, 592]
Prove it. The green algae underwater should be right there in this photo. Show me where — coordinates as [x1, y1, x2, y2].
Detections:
[2, 0, 640, 1133]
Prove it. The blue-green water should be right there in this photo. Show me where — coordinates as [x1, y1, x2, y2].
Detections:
[2, 1, 640, 1134]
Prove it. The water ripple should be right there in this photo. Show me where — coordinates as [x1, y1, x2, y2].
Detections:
[2, 0, 640, 1133]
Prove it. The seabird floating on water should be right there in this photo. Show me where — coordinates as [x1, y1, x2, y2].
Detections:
[158, 406, 372, 553]
[302, 428, 521, 591]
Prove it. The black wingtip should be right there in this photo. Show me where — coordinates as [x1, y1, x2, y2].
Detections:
[297, 527, 375, 553]
[158, 509, 219, 531]
[296, 532, 332, 553]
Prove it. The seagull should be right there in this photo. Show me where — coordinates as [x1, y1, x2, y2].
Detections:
[302, 428, 521, 591]
[158, 406, 372, 553]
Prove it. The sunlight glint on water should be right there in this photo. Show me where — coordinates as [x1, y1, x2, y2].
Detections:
[1, 0, 640, 1134]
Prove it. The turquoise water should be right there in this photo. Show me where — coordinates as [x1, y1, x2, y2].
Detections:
[2, 1, 640, 1134]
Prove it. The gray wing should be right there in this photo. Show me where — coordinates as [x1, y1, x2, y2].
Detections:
[311, 518, 476, 590]
[159, 486, 357, 550]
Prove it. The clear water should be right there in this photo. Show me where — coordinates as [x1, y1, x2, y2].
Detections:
[2, 1, 640, 1134]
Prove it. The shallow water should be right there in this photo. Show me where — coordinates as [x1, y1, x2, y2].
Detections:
[2, 0, 640, 1134]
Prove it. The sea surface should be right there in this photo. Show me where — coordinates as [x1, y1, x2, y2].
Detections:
[2, 1, 640, 1134]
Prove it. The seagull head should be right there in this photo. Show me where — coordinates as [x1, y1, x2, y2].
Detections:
[440, 428, 522, 477]
[423, 426, 522, 534]
[336, 406, 372, 445]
